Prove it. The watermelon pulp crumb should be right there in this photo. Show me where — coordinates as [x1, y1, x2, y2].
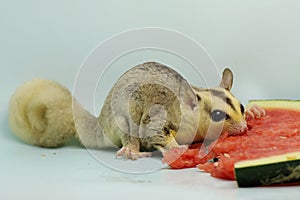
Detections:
[162, 108, 300, 180]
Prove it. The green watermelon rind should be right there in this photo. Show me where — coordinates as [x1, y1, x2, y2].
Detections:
[247, 99, 300, 111]
[234, 152, 300, 187]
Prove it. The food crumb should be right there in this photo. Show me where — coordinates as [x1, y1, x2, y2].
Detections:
[224, 153, 230, 158]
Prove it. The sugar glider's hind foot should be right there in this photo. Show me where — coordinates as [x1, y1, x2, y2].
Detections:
[9, 79, 76, 147]
[116, 146, 152, 160]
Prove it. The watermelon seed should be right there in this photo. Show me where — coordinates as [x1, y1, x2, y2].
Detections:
[208, 157, 219, 163]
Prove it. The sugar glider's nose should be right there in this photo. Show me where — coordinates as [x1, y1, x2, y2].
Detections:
[239, 121, 248, 134]
[241, 124, 248, 134]
[229, 121, 248, 136]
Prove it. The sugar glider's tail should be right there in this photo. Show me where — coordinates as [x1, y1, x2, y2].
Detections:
[9, 79, 76, 147]
[9, 79, 115, 149]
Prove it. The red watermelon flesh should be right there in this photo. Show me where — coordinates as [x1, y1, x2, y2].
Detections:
[163, 104, 300, 180]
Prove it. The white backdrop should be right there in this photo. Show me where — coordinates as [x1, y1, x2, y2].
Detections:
[1, 0, 300, 107]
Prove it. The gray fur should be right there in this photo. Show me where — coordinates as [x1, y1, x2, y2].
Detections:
[92, 62, 200, 151]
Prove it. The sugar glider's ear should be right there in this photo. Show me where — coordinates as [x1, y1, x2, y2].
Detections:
[219, 68, 233, 91]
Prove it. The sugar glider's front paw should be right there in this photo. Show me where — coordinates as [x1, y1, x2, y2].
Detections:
[245, 104, 266, 120]
[116, 146, 152, 160]
[161, 144, 188, 156]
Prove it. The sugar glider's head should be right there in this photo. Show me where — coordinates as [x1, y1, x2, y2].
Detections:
[192, 68, 247, 141]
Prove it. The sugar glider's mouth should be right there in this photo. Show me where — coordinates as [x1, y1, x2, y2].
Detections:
[227, 121, 248, 136]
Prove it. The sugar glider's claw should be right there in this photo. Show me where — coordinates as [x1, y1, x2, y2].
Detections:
[246, 104, 266, 120]
[116, 146, 152, 160]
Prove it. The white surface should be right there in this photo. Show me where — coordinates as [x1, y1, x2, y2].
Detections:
[1, 133, 300, 200]
[1, 1, 300, 199]
[1, 136, 300, 200]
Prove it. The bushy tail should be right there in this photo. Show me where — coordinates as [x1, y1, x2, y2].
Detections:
[9, 79, 76, 147]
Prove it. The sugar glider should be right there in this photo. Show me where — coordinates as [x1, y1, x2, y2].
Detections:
[9, 62, 265, 159]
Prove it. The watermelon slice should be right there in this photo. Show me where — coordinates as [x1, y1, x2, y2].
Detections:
[163, 100, 300, 186]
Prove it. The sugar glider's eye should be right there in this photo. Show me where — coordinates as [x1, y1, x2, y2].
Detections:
[211, 110, 227, 122]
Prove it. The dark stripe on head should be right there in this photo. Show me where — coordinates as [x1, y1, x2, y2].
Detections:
[209, 89, 237, 112]
[204, 101, 211, 114]
[226, 97, 237, 112]
[240, 104, 245, 114]
[225, 114, 231, 120]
